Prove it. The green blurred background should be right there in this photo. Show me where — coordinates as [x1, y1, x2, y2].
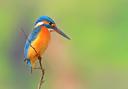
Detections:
[0, 0, 128, 89]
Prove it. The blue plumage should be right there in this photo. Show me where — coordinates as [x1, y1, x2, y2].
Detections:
[24, 26, 41, 65]
[34, 16, 55, 25]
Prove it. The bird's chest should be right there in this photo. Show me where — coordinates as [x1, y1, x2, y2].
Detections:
[32, 26, 50, 53]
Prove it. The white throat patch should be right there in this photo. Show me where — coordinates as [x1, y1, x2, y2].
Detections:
[48, 28, 53, 32]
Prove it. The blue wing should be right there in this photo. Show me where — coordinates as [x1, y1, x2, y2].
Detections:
[24, 26, 41, 65]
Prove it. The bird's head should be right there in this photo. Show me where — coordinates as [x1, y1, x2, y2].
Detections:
[34, 16, 70, 40]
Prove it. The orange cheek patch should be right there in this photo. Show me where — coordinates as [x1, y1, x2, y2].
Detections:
[43, 21, 49, 24]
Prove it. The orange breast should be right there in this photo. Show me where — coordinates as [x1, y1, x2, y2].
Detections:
[28, 26, 50, 66]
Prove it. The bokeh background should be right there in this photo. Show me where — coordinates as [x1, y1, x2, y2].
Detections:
[0, 0, 128, 89]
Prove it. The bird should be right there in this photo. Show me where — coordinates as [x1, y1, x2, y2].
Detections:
[23, 16, 70, 89]
[24, 16, 70, 71]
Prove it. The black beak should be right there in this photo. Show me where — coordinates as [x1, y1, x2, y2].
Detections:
[52, 27, 71, 40]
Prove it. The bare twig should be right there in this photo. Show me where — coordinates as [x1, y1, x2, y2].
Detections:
[38, 56, 45, 89]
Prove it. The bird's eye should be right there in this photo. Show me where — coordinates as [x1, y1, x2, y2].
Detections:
[49, 22, 53, 25]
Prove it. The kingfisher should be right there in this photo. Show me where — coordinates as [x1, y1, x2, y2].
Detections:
[24, 16, 70, 70]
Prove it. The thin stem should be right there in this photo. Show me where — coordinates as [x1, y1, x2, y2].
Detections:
[38, 56, 45, 89]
